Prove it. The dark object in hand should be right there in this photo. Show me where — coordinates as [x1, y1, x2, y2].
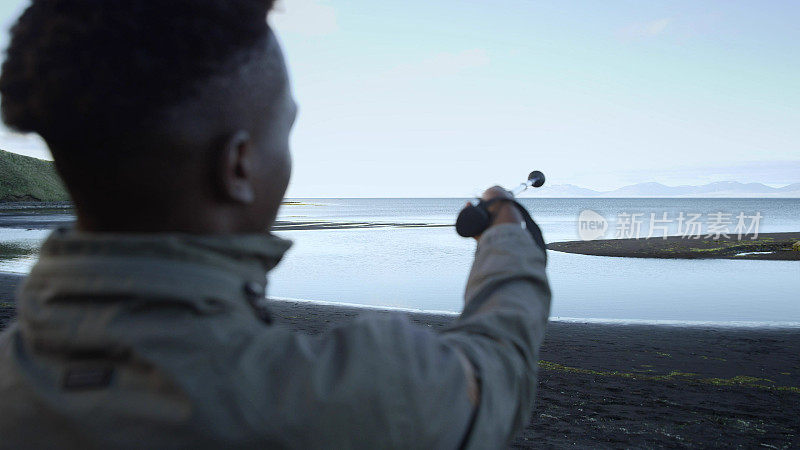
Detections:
[456, 199, 547, 259]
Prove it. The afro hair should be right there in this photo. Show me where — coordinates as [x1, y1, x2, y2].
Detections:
[0, 0, 276, 150]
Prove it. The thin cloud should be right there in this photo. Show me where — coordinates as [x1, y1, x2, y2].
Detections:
[384, 49, 491, 80]
[620, 18, 671, 39]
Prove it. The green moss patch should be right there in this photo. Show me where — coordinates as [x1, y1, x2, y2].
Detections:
[538, 360, 800, 394]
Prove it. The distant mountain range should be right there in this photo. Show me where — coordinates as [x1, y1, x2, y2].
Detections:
[527, 181, 800, 198]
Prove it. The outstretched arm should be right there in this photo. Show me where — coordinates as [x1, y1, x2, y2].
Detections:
[442, 217, 550, 447]
[252, 190, 550, 448]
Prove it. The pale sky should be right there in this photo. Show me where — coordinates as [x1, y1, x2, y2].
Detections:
[1, 0, 798, 196]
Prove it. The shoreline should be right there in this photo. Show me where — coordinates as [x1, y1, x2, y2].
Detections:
[547, 232, 800, 260]
[2, 274, 798, 329]
[0, 214, 451, 232]
[274, 296, 800, 329]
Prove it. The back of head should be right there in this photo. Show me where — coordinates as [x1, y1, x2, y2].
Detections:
[0, 0, 289, 231]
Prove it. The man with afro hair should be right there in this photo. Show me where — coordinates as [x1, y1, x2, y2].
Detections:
[0, 1, 551, 448]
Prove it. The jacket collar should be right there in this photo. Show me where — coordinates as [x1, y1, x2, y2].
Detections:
[17, 228, 292, 324]
[37, 228, 293, 274]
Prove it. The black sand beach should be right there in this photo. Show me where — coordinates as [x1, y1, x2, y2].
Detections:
[1, 272, 798, 448]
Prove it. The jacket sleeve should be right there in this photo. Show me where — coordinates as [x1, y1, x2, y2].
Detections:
[440, 222, 551, 448]
[260, 223, 550, 448]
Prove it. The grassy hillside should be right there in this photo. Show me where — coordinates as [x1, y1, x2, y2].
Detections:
[0, 149, 69, 202]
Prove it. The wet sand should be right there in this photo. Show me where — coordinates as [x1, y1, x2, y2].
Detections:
[0, 206, 449, 232]
[548, 232, 800, 261]
[1, 272, 798, 448]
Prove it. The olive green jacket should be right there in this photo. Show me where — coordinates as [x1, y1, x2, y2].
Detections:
[0, 223, 550, 449]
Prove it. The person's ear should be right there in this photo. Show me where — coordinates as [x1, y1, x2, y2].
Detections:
[217, 130, 256, 204]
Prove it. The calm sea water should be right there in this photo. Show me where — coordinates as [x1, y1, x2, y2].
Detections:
[1, 198, 798, 325]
